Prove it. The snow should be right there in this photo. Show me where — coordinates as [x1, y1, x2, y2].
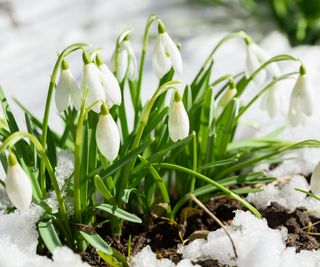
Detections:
[178, 210, 320, 267]
[55, 150, 74, 188]
[129, 246, 200, 267]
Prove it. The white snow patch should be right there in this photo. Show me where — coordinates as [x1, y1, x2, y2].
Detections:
[55, 150, 74, 188]
[129, 246, 200, 267]
[178, 210, 320, 267]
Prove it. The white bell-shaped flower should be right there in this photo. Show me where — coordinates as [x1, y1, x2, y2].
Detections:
[111, 38, 138, 82]
[260, 82, 283, 118]
[5, 151, 32, 210]
[96, 54, 122, 107]
[152, 21, 183, 79]
[245, 39, 280, 85]
[81, 52, 106, 113]
[55, 60, 82, 112]
[311, 160, 320, 195]
[168, 92, 189, 142]
[288, 66, 313, 127]
[96, 103, 120, 161]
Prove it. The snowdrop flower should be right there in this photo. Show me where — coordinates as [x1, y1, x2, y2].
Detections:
[245, 37, 280, 85]
[55, 60, 82, 112]
[288, 65, 313, 127]
[218, 81, 237, 110]
[5, 151, 32, 210]
[260, 82, 283, 118]
[168, 92, 189, 142]
[112, 36, 138, 82]
[96, 54, 122, 107]
[311, 160, 320, 195]
[152, 21, 183, 79]
[81, 52, 106, 113]
[96, 103, 120, 161]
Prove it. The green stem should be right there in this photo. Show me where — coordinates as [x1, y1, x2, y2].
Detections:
[190, 133, 197, 193]
[73, 90, 89, 223]
[156, 162, 262, 219]
[40, 43, 89, 197]
[135, 15, 158, 122]
[118, 80, 129, 139]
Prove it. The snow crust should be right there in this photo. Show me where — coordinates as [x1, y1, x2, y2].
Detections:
[129, 246, 200, 267]
[178, 210, 320, 267]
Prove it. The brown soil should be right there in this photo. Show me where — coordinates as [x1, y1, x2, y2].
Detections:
[81, 197, 320, 267]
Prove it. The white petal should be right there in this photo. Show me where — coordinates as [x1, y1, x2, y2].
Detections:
[117, 48, 128, 82]
[261, 84, 281, 118]
[245, 44, 266, 85]
[152, 34, 172, 79]
[296, 75, 313, 117]
[288, 90, 302, 127]
[168, 101, 189, 142]
[99, 64, 122, 106]
[6, 162, 32, 210]
[55, 70, 71, 113]
[81, 63, 106, 113]
[311, 160, 320, 195]
[162, 32, 183, 75]
[252, 43, 280, 77]
[123, 41, 138, 81]
[64, 69, 81, 110]
[96, 114, 120, 161]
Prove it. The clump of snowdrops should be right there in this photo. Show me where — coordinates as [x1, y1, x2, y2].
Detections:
[1, 14, 320, 265]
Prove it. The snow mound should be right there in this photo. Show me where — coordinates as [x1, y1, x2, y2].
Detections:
[247, 175, 320, 217]
[129, 246, 200, 267]
[0, 205, 89, 267]
[178, 210, 320, 267]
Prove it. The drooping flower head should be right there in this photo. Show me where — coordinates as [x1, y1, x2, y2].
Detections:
[96, 54, 122, 107]
[288, 65, 313, 127]
[245, 37, 280, 85]
[96, 103, 121, 161]
[81, 52, 106, 113]
[111, 35, 138, 82]
[5, 151, 33, 210]
[168, 92, 189, 142]
[152, 20, 183, 79]
[260, 81, 284, 118]
[55, 60, 82, 112]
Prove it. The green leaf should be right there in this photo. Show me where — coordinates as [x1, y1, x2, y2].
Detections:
[215, 98, 239, 159]
[96, 204, 142, 223]
[97, 249, 126, 267]
[183, 84, 193, 112]
[94, 175, 114, 202]
[38, 219, 62, 253]
[79, 231, 112, 255]
[95, 139, 154, 179]
[121, 188, 137, 204]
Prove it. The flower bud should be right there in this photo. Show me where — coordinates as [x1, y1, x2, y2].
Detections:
[81, 53, 106, 113]
[96, 103, 120, 161]
[168, 93, 189, 142]
[152, 21, 183, 79]
[55, 60, 82, 112]
[288, 66, 313, 127]
[96, 54, 122, 107]
[5, 151, 32, 210]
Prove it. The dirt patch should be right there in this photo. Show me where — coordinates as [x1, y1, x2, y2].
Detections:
[262, 201, 320, 251]
[82, 198, 320, 266]
[81, 196, 242, 266]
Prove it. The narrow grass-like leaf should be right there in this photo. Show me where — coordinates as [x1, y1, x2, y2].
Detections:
[38, 220, 62, 253]
[96, 204, 142, 223]
[94, 175, 114, 202]
[80, 231, 112, 255]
